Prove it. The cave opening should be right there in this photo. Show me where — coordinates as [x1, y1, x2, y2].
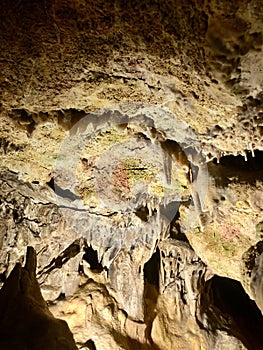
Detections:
[161, 201, 190, 243]
[135, 205, 150, 221]
[0, 273, 6, 283]
[144, 248, 160, 287]
[214, 150, 263, 171]
[200, 275, 263, 349]
[83, 246, 103, 272]
[57, 108, 87, 130]
[143, 248, 160, 347]
[83, 339, 96, 350]
[208, 150, 263, 186]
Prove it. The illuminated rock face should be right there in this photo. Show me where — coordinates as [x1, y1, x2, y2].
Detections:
[0, 0, 263, 349]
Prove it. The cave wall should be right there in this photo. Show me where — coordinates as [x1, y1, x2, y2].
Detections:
[0, 0, 262, 349]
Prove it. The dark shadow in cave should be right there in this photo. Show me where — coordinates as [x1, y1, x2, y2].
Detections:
[160, 200, 180, 223]
[208, 150, 263, 187]
[144, 248, 160, 287]
[110, 327, 161, 350]
[82, 339, 96, 350]
[135, 205, 150, 222]
[12, 109, 36, 135]
[143, 248, 160, 349]
[217, 150, 263, 172]
[47, 177, 80, 201]
[83, 246, 103, 273]
[160, 139, 190, 185]
[161, 201, 190, 243]
[199, 275, 263, 350]
[57, 109, 87, 130]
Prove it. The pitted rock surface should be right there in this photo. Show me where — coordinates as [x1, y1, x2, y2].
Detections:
[0, 0, 262, 349]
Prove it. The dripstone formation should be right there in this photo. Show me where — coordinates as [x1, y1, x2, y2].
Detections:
[0, 0, 262, 349]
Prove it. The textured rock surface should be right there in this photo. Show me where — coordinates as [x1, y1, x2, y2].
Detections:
[0, 246, 77, 349]
[0, 0, 263, 349]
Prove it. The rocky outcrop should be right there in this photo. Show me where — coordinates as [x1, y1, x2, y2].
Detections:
[0, 169, 263, 348]
[0, 246, 77, 349]
[242, 241, 263, 314]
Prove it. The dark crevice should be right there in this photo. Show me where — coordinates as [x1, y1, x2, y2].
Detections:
[48, 292, 66, 305]
[215, 150, 263, 171]
[12, 109, 36, 134]
[166, 204, 190, 242]
[83, 246, 103, 272]
[143, 248, 160, 348]
[57, 292, 66, 301]
[0, 137, 24, 154]
[32, 180, 39, 184]
[170, 222, 190, 242]
[57, 109, 87, 130]
[135, 205, 150, 221]
[144, 248, 160, 287]
[47, 177, 80, 201]
[180, 287, 188, 305]
[37, 239, 81, 279]
[46, 177, 56, 191]
[242, 241, 263, 276]
[0, 273, 6, 283]
[160, 139, 189, 165]
[200, 275, 263, 350]
[13, 209, 22, 223]
[208, 150, 263, 186]
[160, 139, 190, 185]
[82, 339, 96, 350]
[244, 92, 263, 108]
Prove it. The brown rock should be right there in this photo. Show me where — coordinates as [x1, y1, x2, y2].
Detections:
[0, 0, 262, 348]
[0, 246, 77, 350]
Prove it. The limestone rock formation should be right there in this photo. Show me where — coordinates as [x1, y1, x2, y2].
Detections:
[0, 0, 263, 349]
[0, 246, 77, 349]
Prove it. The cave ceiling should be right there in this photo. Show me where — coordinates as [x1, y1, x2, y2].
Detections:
[0, 0, 262, 349]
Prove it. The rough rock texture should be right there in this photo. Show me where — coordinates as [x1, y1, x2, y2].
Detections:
[0, 0, 263, 349]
